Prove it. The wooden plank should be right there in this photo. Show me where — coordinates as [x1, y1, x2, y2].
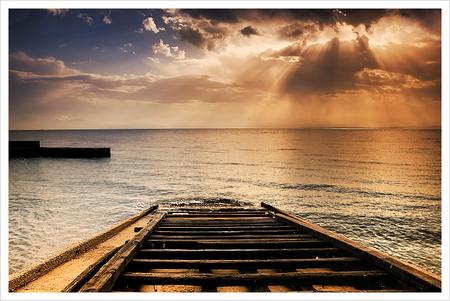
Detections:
[137, 247, 346, 259]
[158, 222, 288, 227]
[146, 239, 327, 250]
[167, 209, 267, 214]
[148, 234, 314, 240]
[62, 245, 123, 292]
[161, 219, 275, 224]
[158, 223, 296, 231]
[155, 225, 289, 230]
[163, 217, 272, 222]
[79, 212, 166, 292]
[128, 257, 364, 270]
[239, 268, 271, 292]
[166, 213, 268, 218]
[119, 270, 389, 286]
[151, 229, 299, 236]
[147, 237, 323, 243]
[155, 225, 295, 231]
[146, 237, 326, 246]
[161, 217, 279, 222]
[261, 202, 442, 291]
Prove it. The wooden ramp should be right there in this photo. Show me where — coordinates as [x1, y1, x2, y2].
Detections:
[76, 203, 441, 293]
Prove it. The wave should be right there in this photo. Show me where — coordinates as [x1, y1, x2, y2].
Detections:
[159, 197, 253, 208]
[276, 183, 440, 202]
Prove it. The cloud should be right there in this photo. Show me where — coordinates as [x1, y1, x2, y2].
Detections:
[164, 9, 437, 52]
[266, 35, 441, 107]
[152, 40, 185, 60]
[118, 43, 133, 53]
[47, 9, 68, 17]
[240, 26, 260, 37]
[178, 27, 205, 49]
[335, 9, 394, 29]
[400, 9, 441, 36]
[277, 37, 380, 96]
[9, 51, 80, 75]
[9, 52, 270, 107]
[142, 17, 165, 33]
[177, 9, 239, 25]
[72, 60, 95, 65]
[9, 9, 442, 129]
[164, 9, 337, 50]
[147, 57, 160, 64]
[102, 11, 112, 24]
[57, 115, 74, 121]
[77, 13, 93, 25]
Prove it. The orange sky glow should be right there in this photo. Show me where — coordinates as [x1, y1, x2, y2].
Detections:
[4, 4, 447, 129]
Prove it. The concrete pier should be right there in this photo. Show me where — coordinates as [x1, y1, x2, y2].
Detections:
[9, 141, 111, 158]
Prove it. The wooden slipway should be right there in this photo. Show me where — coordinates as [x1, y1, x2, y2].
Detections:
[9, 203, 441, 293]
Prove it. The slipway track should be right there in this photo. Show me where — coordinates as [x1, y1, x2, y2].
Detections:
[69, 203, 441, 293]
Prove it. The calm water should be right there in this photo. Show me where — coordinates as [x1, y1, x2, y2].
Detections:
[8, 129, 442, 275]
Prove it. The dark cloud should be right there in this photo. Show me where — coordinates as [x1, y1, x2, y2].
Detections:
[281, 37, 380, 96]
[237, 9, 338, 27]
[178, 9, 239, 25]
[400, 9, 441, 35]
[275, 33, 440, 103]
[278, 23, 319, 39]
[168, 9, 398, 49]
[178, 27, 205, 49]
[338, 9, 393, 29]
[203, 25, 227, 37]
[259, 41, 304, 62]
[240, 26, 260, 37]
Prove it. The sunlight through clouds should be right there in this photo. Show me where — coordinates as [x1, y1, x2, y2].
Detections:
[7, 6, 444, 129]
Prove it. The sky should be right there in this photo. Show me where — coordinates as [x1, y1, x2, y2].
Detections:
[4, 2, 448, 130]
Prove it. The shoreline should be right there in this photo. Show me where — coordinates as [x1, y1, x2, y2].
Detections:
[8, 205, 158, 292]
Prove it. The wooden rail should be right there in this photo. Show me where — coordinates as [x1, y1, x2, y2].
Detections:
[261, 202, 442, 292]
[79, 213, 166, 292]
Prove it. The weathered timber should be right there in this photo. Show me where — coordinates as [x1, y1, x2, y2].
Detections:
[151, 229, 300, 236]
[167, 211, 268, 216]
[165, 208, 266, 212]
[63, 203, 441, 292]
[62, 245, 123, 292]
[147, 234, 314, 239]
[154, 225, 295, 231]
[261, 202, 442, 292]
[119, 270, 389, 286]
[145, 238, 327, 250]
[136, 247, 346, 260]
[158, 221, 288, 227]
[163, 217, 271, 222]
[127, 257, 365, 270]
[79, 213, 166, 292]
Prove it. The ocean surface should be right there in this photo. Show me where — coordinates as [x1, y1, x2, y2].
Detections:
[8, 129, 442, 276]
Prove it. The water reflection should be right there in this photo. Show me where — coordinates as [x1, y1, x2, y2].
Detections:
[8, 129, 441, 275]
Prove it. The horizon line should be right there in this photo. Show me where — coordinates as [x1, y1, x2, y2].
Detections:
[8, 125, 442, 131]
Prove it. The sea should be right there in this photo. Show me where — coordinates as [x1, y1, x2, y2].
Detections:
[7, 128, 442, 276]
